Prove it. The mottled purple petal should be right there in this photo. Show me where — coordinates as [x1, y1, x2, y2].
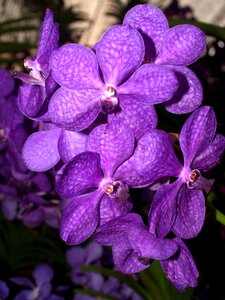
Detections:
[118, 64, 178, 104]
[163, 66, 203, 114]
[18, 84, 46, 118]
[108, 95, 157, 140]
[48, 87, 100, 131]
[22, 128, 61, 172]
[87, 121, 134, 177]
[123, 4, 169, 58]
[149, 180, 182, 237]
[99, 194, 132, 225]
[58, 129, 87, 163]
[56, 152, 103, 199]
[33, 264, 53, 287]
[172, 186, 205, 239]
[180, 106, 217, 166]
[0, 69, 14, 97]
[155, 25, 206, 66]
[97, 24, 144, 86]
[127, 225, 178, 259]
[50, 44, 103, 89]
[94, 213, 142, 246]
[192, 134, 225, 172]
[60, 190, 102, 244]
[37, 9, 54, 57]
[161, 238, 199, 292]
[115, 130, 182, 187]
[45, 71, 58, 98]
[113, 243, 150, 274]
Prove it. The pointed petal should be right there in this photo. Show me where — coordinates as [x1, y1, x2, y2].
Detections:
[33, 264, 53, 287]
[99, 194, 132, 225]
[22, 128, 61, 172]
[37, 9, 54, 57]
[48, 87, 100, 131]
[127, 225, 178, 259]
[86, 121, 135, 177]
[115, 130, 182, 187]
[192, 134, 225, 172]
[149, 180, 182, 237]
[108, 95, 157, 140]
[94, 213, 142, 246]
[113, 243, 150, 274]
[18, 84, 46, 118]
[163, 66, 203, 114]
[123, 4, 169, 59]
[60, 190, 102, 244]
[96, 24, 144, 86]
[161, 238, 199, 292]
[155, 24, 206, 66]
[58, 130, 87, 163]
[56, 152, 103, 199]
[180, 106, 217, 166]
[118, 64, 178, 104]
[172, 186, 205, 239]
[49, 44, 103, 89]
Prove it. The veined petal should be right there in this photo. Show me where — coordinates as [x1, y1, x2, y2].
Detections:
[94, 213, 142, 246]
[123, 4, 169, 58]
[161, 238, 199, 292]
[192, 134, 225, 172]
[115, 130, 182, 188]
[96, 24, 144, 86]
[149, 180, 182, 237]
[49, 44, 103, 90]
[58, 130, 87, 163]
[113, 243, 150, 274]
[99, 194, 132, 226]
[180, 106, 217, 166]
[108, 95, 157, 140]
[117, 64, 178, 104]
[56, 152, 103, 199]
[163, 66, 203, 114]
[60, 190, 102, 245]
[127, 224, 178, 259]
[22, 128, 61, 172]
[48, 87, 100, 131]
[155, 25, 206, 66]
[37, 9, 54, 57]
[172, 186, 205, 239]
[86, 121, 135, 177]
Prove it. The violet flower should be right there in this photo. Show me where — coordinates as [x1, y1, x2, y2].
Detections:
[11, 264, 64, 300]
[95, 214, 198, 292]
[48, 24, 178, 136]
[15, 9, 59, 120]
[123, 4, 206, 114]
[147, 106, 225, 239]
[0, 280, 9, 300]
[56, 121, 183, 245]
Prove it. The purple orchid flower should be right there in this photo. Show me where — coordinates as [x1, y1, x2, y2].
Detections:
[11, 264, 64, 300]
[48, 24, 178, 137]
[147, 106, 225, 239]
[123, 4, 206, 114]
[15, 9, 59, 120]
[95, 214, 198, 292]
[56, 121, 182, 245]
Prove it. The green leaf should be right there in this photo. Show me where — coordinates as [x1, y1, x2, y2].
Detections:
[81, 265, 151, 300]
[169, 19, 225, 41]
[207, 192, 225, 225]
[74, 288, 118, 300]
[0, 42, 36, 53]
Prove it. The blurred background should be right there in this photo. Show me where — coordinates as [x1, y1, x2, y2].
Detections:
[1, 1, 225, 299]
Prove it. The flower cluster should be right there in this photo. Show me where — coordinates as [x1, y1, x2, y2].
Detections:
[16, 4, 225, 292]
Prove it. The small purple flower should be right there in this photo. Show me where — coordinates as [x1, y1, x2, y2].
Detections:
[123, 4, 206, 114]
[11, 264, 64, 300]
[0, 280, 9, 299]
[15, 9, 59, 119]
[147, 106, 225, 239]
[48, 24, 178, 136]
[95, 214, 198, 292]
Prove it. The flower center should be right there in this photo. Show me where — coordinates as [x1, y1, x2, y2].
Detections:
[100, 85, 118, 113]
[189, 169, 200, 182]
[104, 181, 129, 201]
[186, 169, 214, 193]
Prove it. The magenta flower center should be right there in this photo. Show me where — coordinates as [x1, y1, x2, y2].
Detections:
[104, 180, 129, 201]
